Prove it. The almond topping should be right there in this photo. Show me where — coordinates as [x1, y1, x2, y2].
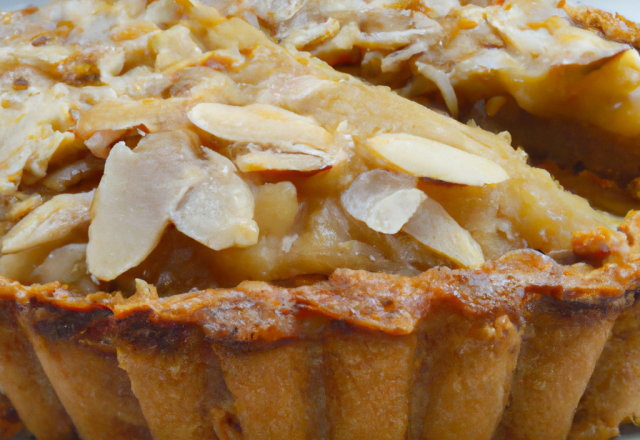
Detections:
[188, 103, 344, 171]
[365, 133, 509, 186]
[87, 134, 187, 281]
[151, 24, 203, 71]
[76, 98, 193, 140]
[85, 129, 126, 159]
[341, 169, 426, 234]
[403, 198, 485, 268]
[33, 243, 97, 293]
[87, 130, 258, 281]
[169, 149, 258, 251]
[2, 191, 94, 254]
[235, 150, 325, 172]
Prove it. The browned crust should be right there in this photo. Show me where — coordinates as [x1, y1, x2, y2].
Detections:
[0, 246, 636, 345]
[570, 295, 640, 439]
[0, 393, 22, 440]
[18, 304, 151, 440]
[496, 295, 623, 440]
[0, 300, 77, 440]
[109, 249, 639, 342]
[565, 4, 640, 50]
[0, 218, 638, 439]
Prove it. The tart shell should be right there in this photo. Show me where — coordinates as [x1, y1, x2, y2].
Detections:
[1, 215, 640, 440]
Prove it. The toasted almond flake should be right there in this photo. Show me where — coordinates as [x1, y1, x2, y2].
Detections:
[188, 102, 335, 154]
[151, 24, 203, 71]
[76, 98, 194, 140]
[235, 150, 326, 172]
[85, 129, 126, 159]
[88, 130, 258, 280]
[2, 191, 94, 254]
[169, 149, 259, 251]
[41, 156, 105, 192]
[32, 243, 98, 293]
[403, 198, 485, 268]
[341, 169, 426, 234]
[365, 133, 509, 186]
[416, 62, 459, 118]
[87, 131, 200, 281]
[6, 193, 43, 221]
[281, 18, 341, 49]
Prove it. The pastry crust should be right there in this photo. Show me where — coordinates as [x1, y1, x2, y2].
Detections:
[0, 393, 22, 440]
[2, 217, 640, 439]
[0, 299, 76, 440]
[564, 4, 640, 50]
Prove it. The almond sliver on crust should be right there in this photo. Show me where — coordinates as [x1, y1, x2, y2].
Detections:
[1, 191, 94, 254]
[365, 133, 509, 186]
[341, 169, 426, 234]
[87, 130, 257, 281]
[403, 197, 485, 268]
[169, 149, 258, 251]
[188, 102, 346, 170]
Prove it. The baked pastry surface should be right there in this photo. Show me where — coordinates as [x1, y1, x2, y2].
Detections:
[0, 0, 639, 439]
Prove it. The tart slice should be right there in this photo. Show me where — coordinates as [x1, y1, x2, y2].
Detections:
[0, 1, 638, 440]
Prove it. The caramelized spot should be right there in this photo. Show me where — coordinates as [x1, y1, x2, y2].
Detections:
[458, 18, 479, 30]
[572, 227, 628, 266]
[31, 35, 50, 46]
[55, 54, 101, 86]
[12, 78, 29, 91]
[21, 7, 38, 16]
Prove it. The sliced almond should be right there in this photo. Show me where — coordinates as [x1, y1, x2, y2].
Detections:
[2, 191, 94, 254]
[33, 243, 98, 293]
[151, 24, 204, 71]
[85, 129, 126, 159]
[87, 131, 201, 281]
[169, 149, 258, 251]
[41, 156, 105, 192]
[235, 150, 325, 172]
[188, 103, 343, 171]
[6, 193, 44, 221]
[341, 169, 426, 234]
[365, 133, 509, 186]
[76, 98, 194, 140]
[88, 130, 258, 281]
[188, 102, 333, 150]
[403, 198, 484, 268]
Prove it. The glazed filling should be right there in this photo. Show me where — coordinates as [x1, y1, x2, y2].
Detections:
[0, 0, 628, 296]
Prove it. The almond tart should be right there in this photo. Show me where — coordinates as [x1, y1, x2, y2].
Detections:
[0, 1, 639, 440]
